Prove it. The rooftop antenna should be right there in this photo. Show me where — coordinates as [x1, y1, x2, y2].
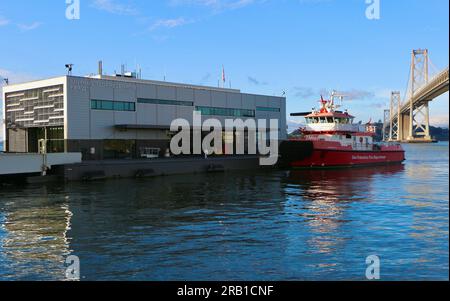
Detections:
[136, 63, 141, 79]
[65, 64, 73, 75]
[2, 77, 9, 85]
[98, 60, 103, 76]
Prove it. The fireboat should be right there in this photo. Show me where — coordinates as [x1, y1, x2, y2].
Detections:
[280, 91, 405, 168]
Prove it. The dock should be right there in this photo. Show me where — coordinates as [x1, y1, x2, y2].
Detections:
[0, 153, 266, 183]
[63, 156, 264, 181]
[0, 152, 82, 177]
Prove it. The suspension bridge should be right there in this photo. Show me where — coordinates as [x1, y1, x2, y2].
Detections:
[383, 49, 449, 142]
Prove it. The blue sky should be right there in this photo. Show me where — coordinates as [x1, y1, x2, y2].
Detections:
[0, 0, 448, 136]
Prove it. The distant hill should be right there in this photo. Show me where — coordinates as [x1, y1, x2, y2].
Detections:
[288, 123, 449, 141]
[429, 126, 449, 141]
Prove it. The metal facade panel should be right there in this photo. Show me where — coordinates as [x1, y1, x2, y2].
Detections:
[136, 103, 158, 125]
[226, 93, 242, 108]
[67, 78, 91, 139]
[137, 83, 157, 99]
[90, 110, 115, 139]
[193, 89, 211, 106]
[157, 85, 176, 100]
[114, 87, 135, 102]
[241, 93, 256, 110]
[90, 85, 114, 100]
[176, 87, 194, 101]
[211, 91, 227, 108]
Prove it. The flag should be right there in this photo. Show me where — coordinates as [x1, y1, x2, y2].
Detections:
[222, 65, 226, 83]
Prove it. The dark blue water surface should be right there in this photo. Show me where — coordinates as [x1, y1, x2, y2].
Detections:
[0, 142, 448, 280]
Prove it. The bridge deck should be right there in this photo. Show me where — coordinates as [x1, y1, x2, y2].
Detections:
[400, 67, 449, 114]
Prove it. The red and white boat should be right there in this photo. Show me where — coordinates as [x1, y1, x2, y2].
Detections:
[280, 92, 405, 168]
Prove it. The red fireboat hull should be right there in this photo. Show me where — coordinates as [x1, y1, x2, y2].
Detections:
[290, 149, 405, 168]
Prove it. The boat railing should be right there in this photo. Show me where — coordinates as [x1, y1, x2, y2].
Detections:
[304, 123, 363, 132]
[377, 141, 402, 147]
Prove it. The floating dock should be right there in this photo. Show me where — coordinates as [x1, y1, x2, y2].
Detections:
[62, 156, 264, 182]
[0, 154, 267, 183]
[0, 152, 82, 177]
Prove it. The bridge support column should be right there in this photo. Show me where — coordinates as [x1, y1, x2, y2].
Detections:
[407, 102, 414, 140]
[383, 109, 390, 141]
[389, 92, 401, 141]
[400, 113, 410, 141]
[405, 101, 432, 141]
[424, 102, 431, 140]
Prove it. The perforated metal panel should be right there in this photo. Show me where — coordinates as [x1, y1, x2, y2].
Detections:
[5, 84, 64, 128]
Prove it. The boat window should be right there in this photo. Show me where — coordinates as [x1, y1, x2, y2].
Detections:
[346, 134, 352, 139]
[327, 117, 333, 123]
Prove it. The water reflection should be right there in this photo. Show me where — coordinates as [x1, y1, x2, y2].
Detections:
[0, 143, 448, 280]
[283, 165, 405, 261]
[0, 186, 73, 280]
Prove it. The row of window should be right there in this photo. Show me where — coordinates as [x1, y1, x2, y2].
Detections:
[137, 98, 194, 107]
[91, 100, 136, 111]
[256, 106, 281, 112]
[195, 106, 255, 117]
[90, 99, 280, 116]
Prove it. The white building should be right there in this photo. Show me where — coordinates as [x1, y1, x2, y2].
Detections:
[2, 72, 286, 160]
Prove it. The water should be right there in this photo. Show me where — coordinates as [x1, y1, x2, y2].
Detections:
[0, 143, 448, 280]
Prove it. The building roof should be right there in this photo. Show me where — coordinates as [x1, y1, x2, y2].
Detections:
[90, 75, 242, 94]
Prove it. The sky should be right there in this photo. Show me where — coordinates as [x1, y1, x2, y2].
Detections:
[0, 0, 449, 138]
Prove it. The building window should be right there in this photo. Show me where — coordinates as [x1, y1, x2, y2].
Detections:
[137, 98, 194, 107]
[91, 100, 135, 111]
[195, 106, 255, 117]
[256, 106, 280, 112]
[103, 140, 135, 159]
